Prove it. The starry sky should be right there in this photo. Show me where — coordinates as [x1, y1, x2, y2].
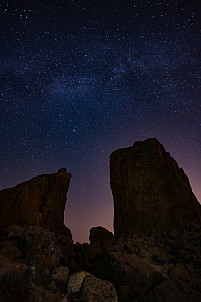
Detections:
[0, 0, 200, 243]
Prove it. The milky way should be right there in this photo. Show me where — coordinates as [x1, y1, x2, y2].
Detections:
[0, 0, 200, 242]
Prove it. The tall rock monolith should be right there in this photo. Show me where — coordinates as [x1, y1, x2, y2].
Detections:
[110, 138, 201, 238]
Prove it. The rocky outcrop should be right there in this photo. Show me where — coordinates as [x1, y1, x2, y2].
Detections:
[0, 169, 71, 233]
[110, 138, 201, 238]
[89, 226, 115, 250]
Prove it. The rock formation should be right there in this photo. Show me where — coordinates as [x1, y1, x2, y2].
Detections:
[89, 226, 115, 249]
[0, 168, 71, 233]
[1, 143, 201, 301]
[73, 138, 201, 301]
[110, 138, 201, 238]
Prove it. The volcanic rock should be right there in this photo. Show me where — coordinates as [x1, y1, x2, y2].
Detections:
[110, 138, 201, 237]
[0, 169, 71, 234]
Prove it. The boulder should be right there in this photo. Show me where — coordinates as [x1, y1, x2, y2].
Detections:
[89, 227, 115, 250]
[52, 266, 69, 293]
[146, 279, 201, 302]
[19, 226, 61, 270]
[110, 138, 201, 237]
[80, 274, 118, 302]
[67, 271, 91, 296]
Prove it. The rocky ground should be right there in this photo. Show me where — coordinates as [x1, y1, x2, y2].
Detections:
[0, 225, 117, 301]
[74, 226, 201, 301]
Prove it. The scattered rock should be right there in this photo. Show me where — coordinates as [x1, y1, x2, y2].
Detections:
[19, 226, 61, 270]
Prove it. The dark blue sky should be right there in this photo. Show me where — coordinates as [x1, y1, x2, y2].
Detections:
[0, 0, 200, 242]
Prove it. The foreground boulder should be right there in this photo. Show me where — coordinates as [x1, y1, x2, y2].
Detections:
[0, 168, 71, 233]
[19, 226, 62, 270]
[67, 271, 118, 301]
[110, 138, 201, 237]
[80, 274, 118, 302]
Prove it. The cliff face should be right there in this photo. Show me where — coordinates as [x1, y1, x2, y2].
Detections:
[0, 168, 71, 233]
[110, 138, 201, 238]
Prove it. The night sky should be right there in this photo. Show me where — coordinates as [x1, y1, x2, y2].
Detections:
[0, 0, 200, 243]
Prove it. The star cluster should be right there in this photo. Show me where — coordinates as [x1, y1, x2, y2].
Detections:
[0, 0, 200, 242]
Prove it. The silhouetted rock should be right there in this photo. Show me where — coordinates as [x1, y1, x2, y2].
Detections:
[90, 226, 115, 250]
[110, 138, 201, 238]
[0, 169, 72, 234]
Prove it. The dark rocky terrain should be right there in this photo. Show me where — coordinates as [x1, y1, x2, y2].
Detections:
[0, 138, 201, 301]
